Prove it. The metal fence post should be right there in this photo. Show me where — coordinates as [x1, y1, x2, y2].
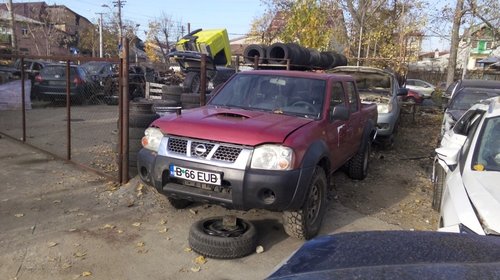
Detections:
[200, 54, 206, 106]
[66, 60, 71, 161]
[121, 38, 130, 183]
[20, 57, 26, 142]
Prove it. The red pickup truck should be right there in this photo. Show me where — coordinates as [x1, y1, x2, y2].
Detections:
[137, 70, 378, 239]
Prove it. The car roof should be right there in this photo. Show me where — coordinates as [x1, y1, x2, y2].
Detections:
[459, 79, 500, 89]
[237, 70, 353, 81]
[469, 96, 500, 118]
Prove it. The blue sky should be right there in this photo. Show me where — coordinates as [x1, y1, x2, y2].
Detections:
[33, 0, 447, 51]
[44, 0, 266, 40]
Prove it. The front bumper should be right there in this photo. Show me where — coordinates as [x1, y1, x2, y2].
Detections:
[137, 147, 314, 211]
[376, 111, 398, 137]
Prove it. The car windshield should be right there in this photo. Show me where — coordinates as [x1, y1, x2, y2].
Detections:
[336, 72, 391, 98]
[81, 63, 104, 74]
[449, 88, 500, 110]
[473, 116, 500, 172]
[40, 65, 77, 77]
[208, 74, 325, 119]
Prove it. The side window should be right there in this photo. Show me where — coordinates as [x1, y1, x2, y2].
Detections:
[330, 82, 345, 108]
[459, 116, 482, 172]
[406, 80, 414, 86]
[33, 63, 42, 71]
[345, 81, 358, 112]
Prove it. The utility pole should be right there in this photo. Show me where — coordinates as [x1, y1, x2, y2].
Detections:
[96, 12, 105, 58]
[6, 0, 17, 55]
[113, 0, 125, 43]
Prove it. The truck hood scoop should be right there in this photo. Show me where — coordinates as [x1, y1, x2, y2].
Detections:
[152, 107, 313, 146]
[212, 112, 250, 120]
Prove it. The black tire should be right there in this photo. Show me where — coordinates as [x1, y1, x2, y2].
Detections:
[283, 167, 327, 240]
[128, 114, 159, 128]
[243, 44, 267, 64]
[266, 42, 289, 65]
[162, 85, 183, 102]
[181, 93, 202, 104]
[212, 68, 235, 87]
[129, 100, 154, 114]
[347, 139, 371, 180]
[129, 127, 146, 139]
[307, 48, 322, 67]
[183, 72, 201, 93]
[188, 217, 257, 259]
[153, 99, 180, 114]
[432, 164, 446, 211]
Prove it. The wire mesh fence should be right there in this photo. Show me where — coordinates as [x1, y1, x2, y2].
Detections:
[0, 55, 123, 181]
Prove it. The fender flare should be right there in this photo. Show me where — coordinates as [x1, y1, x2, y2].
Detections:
[286, 140, 330, 210]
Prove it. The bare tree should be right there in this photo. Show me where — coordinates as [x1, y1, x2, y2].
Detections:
[446, 0, 465, 87]
[6, 0, 17, 54]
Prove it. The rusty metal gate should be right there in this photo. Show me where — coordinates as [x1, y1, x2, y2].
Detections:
[0, 41, 133, 184]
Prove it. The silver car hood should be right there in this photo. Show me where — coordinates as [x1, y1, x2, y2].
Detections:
[463, 171, 500, 235]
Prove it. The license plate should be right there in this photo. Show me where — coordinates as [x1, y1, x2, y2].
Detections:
[169, 165, 222, 186]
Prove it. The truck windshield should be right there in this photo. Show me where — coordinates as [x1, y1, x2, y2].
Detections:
[449, 88, 500, 110]
[209, 74, 326, 119]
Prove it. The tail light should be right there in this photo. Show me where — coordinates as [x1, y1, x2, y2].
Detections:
[73, 76, 83, 85]
[35, 75, 43, 83]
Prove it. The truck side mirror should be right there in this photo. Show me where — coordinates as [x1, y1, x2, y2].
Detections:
[331, 105, 349, 121]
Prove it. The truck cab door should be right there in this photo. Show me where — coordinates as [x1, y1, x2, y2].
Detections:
[344, 81, 364, 154]
[326, 82, 352, 168]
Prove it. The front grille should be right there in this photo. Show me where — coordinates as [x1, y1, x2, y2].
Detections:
[213, 146, 241, 162]
[168, 138, 187, 154]
[167, 137, 243, 163]
[190, 141, 215, 158]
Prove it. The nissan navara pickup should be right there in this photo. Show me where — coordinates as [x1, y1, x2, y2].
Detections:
[137, 70, 378, 239]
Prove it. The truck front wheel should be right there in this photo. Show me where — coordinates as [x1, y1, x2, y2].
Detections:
[283, 167, 327, 240]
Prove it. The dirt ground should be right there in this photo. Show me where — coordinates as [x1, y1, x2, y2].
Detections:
[334, 104, 442, 231]
[0, 103, 442, 280]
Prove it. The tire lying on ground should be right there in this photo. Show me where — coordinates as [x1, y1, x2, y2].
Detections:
[188, 217, 258, 259]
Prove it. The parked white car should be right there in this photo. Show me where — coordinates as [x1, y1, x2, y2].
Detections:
[405, 79, 435, 98]
[432, 96, 500, 235]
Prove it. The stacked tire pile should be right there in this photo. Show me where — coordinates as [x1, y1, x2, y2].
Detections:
[243, 43, 348, 70]
[127, 100, 159, 176]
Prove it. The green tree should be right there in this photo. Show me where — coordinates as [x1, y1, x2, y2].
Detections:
[280, 0, 333, 49]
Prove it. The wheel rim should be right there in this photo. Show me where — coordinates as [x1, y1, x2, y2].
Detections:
[202, 218, 248, 238]
[306, 183, 321, 223]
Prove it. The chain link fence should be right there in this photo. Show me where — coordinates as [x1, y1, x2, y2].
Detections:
[0, 55, 125, 182]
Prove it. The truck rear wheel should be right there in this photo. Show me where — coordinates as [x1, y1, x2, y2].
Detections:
[347, 139, 371, 180]
[283, 167, 327, 240]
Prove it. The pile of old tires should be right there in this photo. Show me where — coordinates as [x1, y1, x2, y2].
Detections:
[243, 43, 348, 70]
[127, 99, 160, 176]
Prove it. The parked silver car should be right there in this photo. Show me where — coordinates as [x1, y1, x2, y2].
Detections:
[405, 78, 435, 98]
[330, 66, 407, 148]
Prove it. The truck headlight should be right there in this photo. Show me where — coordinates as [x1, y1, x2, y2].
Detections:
[377, 103, 393, 113]
[141, 127, 163, 152]
[251, 145, 294, 170]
